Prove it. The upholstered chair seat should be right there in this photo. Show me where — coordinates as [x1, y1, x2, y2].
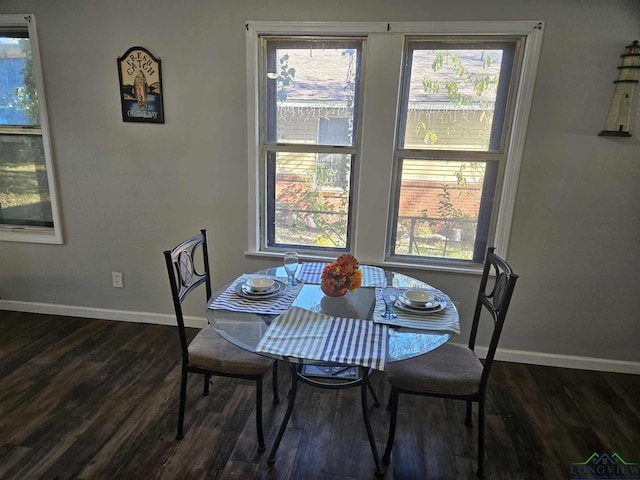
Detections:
[385, 343, 484, 396]
[188, 325, 274, 376]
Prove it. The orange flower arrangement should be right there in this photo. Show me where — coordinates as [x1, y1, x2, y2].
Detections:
[320, 254, 363, 297]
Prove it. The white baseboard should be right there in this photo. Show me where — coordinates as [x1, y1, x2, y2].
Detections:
[0, 300, 208, 329]
[2, 300, 638, 375]
[464, 344, 640, 375]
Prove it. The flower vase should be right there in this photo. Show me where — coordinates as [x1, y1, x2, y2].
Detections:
[321, 279, 348, 297]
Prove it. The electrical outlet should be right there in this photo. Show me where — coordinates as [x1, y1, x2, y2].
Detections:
[112, 271, 124, 288]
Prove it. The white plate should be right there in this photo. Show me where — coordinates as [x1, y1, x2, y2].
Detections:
[236, 279, 285, 300]
[401, 289, 436, 307]
[242, 279, 280, 295]
[245, 276, 276, 292]
[399, 292, 444, 309]
[395, 295, 446, 314]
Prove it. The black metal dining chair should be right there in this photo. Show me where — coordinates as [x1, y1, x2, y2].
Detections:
[163, 229, 279, 451]
[381, 247, 518, 478]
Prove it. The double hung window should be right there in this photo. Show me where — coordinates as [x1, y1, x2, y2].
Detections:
[262, 38, 362, 251]
[248, 22, 542, 269]
[0, 15, 61, 243]
[391, 38, 520, 263]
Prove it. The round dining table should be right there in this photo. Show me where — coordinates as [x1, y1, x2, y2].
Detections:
[207, 264, 458, 475]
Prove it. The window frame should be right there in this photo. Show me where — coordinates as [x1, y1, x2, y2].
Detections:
[0, 14, 62, 244]
[246, 21, 544, 272]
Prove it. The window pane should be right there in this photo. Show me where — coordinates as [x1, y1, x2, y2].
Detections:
[0, 36, 39, 127]
[265, 39, 361, 145]
[392, 159, 486, 260]
[269, 151, 351, 249]
[401, 45, 511, 151]
[0, 134, 53, 227]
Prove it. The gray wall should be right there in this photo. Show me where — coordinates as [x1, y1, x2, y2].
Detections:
[1, 0, 639, 368]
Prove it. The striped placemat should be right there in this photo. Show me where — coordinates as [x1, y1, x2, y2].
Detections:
[373, 288, 460, 335]
[208, 274, 303, 315]
[255, 307, 388, 371]
[296, 262, 386, 288]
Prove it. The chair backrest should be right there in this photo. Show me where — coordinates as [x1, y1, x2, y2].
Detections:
[468, 246, 518, 391]
[163, 229, 212, 364]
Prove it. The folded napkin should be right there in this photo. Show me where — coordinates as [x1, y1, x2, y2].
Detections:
[208, 274, 303, 315]
[373, 287, 460, 335]
[296, 262, 386, 288]
[255, 307, 388, 371]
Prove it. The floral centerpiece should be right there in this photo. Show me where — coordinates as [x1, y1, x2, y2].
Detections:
[320, 254, 363, 297]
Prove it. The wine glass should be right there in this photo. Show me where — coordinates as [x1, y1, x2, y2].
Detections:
[381, 280, 398, 319]
[283, 251, 299, 286]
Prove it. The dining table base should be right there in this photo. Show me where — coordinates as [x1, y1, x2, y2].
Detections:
[267, 362, 384, 476]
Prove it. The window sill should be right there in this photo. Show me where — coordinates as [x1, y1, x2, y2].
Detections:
[0, 226, 63, 244]
[245, 249, 338, 264]
[244, 250, 483, 276]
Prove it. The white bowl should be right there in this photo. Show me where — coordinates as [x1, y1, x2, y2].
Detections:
[246, 276, 275, 292]
[402, 289, 436, 306]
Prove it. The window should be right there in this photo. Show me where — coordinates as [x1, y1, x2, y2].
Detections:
[261, 38, 362, 251]
[247, 22, 543, 270]
[0, 15, 61, 243]
[391, 38, 519, 264]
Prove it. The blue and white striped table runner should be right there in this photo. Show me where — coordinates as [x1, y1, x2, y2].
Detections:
[208, 275, 304, 315]
[255, 307, 388, 371]
[296, 262, 386, 288]
[373, 288, 460, 335]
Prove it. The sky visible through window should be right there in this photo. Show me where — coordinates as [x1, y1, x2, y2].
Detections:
[0, 37, 30, 125]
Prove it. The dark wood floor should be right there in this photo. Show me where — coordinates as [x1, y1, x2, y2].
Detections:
[1, 311, 638, 480]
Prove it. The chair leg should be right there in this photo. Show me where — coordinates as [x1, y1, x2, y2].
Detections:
[361, 369, 383, 475]
[256, 376, 266, 452]
[476, 397, 485, 478]
[367, 373, 380, 407]
[465, 399, 473, 426]
[272, 361, 280, 404]
[269, 363, 298, 464]
[176, 368, 188, 440]
[382, 387, 400, 464]
[203, 373, 211, 396]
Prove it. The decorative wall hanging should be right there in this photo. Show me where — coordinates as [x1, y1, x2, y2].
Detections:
[599, 40, 639, 137]
[117, 46, 164, 123]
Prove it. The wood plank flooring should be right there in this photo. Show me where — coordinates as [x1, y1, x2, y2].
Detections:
[1, 310, 638, 479]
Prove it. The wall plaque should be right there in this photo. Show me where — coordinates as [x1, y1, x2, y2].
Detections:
[117, 46, 164, 123]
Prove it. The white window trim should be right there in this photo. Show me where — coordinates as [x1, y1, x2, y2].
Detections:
[0, 14, 63, 244]
[246, 21, 543, 273]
